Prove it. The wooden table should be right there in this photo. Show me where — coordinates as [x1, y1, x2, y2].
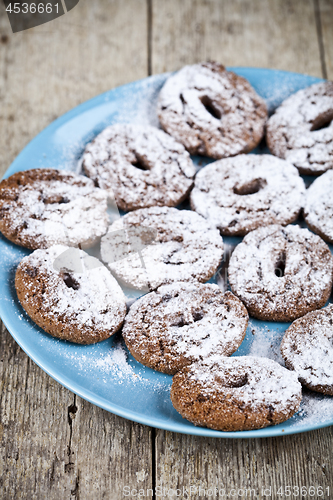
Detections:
[1, 1, 333, 498]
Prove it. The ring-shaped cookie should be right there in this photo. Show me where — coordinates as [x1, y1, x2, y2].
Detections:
[171, 355, 302, 431]
[100, 206, 223, 291]
[123, 283, 248, 374]
[158, 62, 267, 159]
[15, 245, 127, 344]
[0, 169, 108, 249]
[82, 124, 196, 211]
[190, 154, 305, 236]
[281, 304, 333, 395]
[266, 81, 333, 175]
[304, 169, 333, 244]
[228, 224, 333, 322]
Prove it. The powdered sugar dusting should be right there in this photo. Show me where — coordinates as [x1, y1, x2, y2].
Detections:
[295, 391, 333, 428]
[101, 206, 224, 291]
[248, 324, 285, 365]
[123, 282, 248, 373]
[17, 245, 127, 340]
[188, 355, 302, 414]
[0, 169, 109, 250]
[304, 169, 333, 244]
[158, 62, 267, 158]
[95, 343, 141, 380]
[267, 81, 333, 174]
[191, 154, 305, 235]
[81, 123, 195, 211]
[281, 304, 333, 393]
[229, 224, 333, 321]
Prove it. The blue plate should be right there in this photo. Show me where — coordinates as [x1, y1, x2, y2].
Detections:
[1, 68, 332, 438]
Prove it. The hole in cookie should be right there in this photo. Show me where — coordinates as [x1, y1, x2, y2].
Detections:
[218, 373, 249, 388]
[200, 96, 223, 120]
[131, 153, 150, 171]
[310, 110, 333, 131]
[159, 339, 165, 355]
[171, 316, 185, 328]
[43, 195, 70, 204]
[193, 311, 204, 322]
[233, 178, 267, 196]
[275, 251, 286, 278]
[60, 269, 80, 290]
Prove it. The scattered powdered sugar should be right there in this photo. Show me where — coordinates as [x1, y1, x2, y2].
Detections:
[248, 323, 285, 365]
[95, 343, 141, 380]
[56, 340, 142, 384]
[294, 391, 333, 428]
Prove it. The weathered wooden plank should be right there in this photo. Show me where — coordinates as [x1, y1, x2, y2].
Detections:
[0, 1, 152, 498]
[0, 322, 74, 498]
[70, 397, 153, 499]
[0, 0, 148, 176]
[318, 0, 333, 79]
[151, 0, 322, 77]
[155, 429, 333, 497]
[0, 322, 153, 499]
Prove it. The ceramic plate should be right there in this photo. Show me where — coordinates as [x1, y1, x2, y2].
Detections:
[1, 68, 332, 438]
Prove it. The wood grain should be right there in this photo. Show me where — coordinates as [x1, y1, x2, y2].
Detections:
[318, 0, 333, 79]
[0, 323, 74, 498]
[155, 429, 333, 497]
[70, 396, 152, 499]
[0, 0, 148, 177]
[0, 1, 152, 499]
[0, 324, 153, 499]
[151, 0, 323, 77]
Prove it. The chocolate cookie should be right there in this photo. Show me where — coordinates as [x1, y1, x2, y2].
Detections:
[266, 81, 333, 175]
[15, 245, 127, 344]
[171, 356, 302, 431]
[190, 154, 305, 236]
[101, 206, 224, 291]
[304, 169, 333, 244]
[81, 124, 196, 211]
[281, 304, 333, 395]
[228, 224, 333, 322]
[157, 61, 267, 159]
[122, 282, 248, 374]
[0, 169, 108, 249]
